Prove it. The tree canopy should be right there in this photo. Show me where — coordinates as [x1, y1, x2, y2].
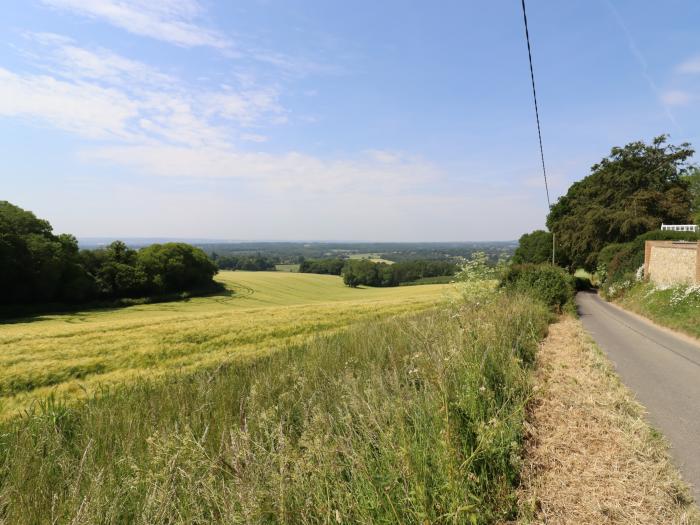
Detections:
[512, 230, 553, 265]
[686, 167, 700, 226]
[215, 254, 277, 271]
[340, 259, 456, 287]
[546, 136, 694, 270]
[0, 201, 218, 307]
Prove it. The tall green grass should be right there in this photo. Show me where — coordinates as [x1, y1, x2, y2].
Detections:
[0, 292, 549, 524]
[618, 281, 700, 339]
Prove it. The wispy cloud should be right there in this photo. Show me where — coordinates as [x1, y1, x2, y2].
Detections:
[661, 89, 693, 107]
[0, 34, 438, 197]
[0, 67, 140, 140]
[23, 32, 177, 86]
[677, 56, 700, 74]
[41, 0, 232, 50]
[3, 35, 285, 148]
[81, 146, 439, 194]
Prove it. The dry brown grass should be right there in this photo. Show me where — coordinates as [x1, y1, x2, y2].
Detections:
[515, 316, 700, 524]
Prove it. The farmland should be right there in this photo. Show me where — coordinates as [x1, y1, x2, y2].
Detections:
[0, 271, 451, 418]
[0, 289, 549, 524]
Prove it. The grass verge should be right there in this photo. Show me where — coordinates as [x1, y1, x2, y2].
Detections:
[516, 316, 699, 524]
[616, 282, 700, 340]
[0, 292, 548, 524]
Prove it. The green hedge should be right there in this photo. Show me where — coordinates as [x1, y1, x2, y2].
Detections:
[499, 264, 574, 311]
[598, 230, 699, 286]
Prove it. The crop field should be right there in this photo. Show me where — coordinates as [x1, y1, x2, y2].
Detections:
[348, 252, 395, 264]
[0, 271, 451, 418]
[274, 263, 300, 272]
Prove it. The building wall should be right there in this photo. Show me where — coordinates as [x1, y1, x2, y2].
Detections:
[644, 241, 699, 287]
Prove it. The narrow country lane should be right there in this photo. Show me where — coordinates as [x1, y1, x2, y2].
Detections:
[576, 291, 700, 502]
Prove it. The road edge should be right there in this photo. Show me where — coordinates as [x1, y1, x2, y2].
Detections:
[514, 315, 699, 524]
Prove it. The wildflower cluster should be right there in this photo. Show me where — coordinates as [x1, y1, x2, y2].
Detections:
[452, 251, 498, 303]
[606, 279, 634, 299]
[668, 284, 700, 308]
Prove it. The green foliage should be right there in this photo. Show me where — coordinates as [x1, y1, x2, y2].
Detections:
[573, 275, 593, 291]
[0, 293, 550, 524]
[512, 230, 553, 265]
[341, 259, 377, 287]
[299, 257, 345, 275]
[547, 136, 695, 270]
[597, 229, 699, 290]
[391, 259, 457, 283]
[139, 243, 218, 294]
[399, 275, 455, 286]
[453, 251, 498, 301]
[215, 254, 277, 271]
[0, 201, 92, 304]
[499, 264, 574, 311]
[686, 167, 700, 226]
[618, 281, 700, 340]
[0, 202, 218, 308]
[340, 259, 457, 287]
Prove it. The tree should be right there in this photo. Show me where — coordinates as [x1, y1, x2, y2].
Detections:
[342, 260, 378, 287]
[137, 243, 218, 294]
[0, 201, 220, 309]
[512, 230, 553, 265]
[547, 136, 694, 270]
[0, 201, 94, 304]
[686, 167, 700, 226]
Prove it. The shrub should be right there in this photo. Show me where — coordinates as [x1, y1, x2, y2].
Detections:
[573, 275, 593, 291]
[499, 264, 574, 311]
[597, 229, 699, 290]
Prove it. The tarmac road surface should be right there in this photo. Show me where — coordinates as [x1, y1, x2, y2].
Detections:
[576, 291, 700, 502]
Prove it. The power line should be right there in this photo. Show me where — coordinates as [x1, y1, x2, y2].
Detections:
[520, 0, 551, 209]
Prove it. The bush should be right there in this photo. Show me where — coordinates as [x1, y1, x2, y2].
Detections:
[573, 275, 593, 291]
[597, 229, 699, 287]
[299, 258, 345, 275]
[500, 264, 574, 311]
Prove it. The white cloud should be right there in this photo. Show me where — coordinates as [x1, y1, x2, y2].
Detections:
[24, 32, 176, 86]
[81, 145, 439, 194]
[2, 33, 439, 198]
[240, 133, 268, 143]
[661, 89, 692, 106]
[0, 67, 139, 140]
[41, 0, 232, 49]
[3, 36, 285, 148]
[677, 56, 700, 74]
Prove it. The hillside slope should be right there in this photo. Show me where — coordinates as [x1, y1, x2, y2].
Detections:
[0, 271, 450, 418]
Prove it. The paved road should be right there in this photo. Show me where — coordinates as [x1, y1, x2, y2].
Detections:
[576, 291, 700, 501]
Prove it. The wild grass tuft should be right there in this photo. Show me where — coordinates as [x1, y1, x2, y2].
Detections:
[0, 292, 548, 524]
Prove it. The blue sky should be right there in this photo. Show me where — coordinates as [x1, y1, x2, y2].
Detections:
[2, 0, 700, 241]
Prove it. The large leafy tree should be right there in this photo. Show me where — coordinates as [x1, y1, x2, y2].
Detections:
[546, 136, 694, 270]
[0, 201, 219, 308]
[512, 230, 553, 265]
[686, 167, 700, 226]
[0, 201, 91, 304]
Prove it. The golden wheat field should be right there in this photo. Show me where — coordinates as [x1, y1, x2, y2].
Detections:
[0, 271, 451, 418]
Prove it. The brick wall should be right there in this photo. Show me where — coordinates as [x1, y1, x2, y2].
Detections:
[644, 241, 699, 287]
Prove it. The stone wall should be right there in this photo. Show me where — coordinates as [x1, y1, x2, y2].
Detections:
[644, 241, 699, 287]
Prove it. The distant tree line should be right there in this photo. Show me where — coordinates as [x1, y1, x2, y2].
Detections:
[194, 242, 514, 265]
[298, 258, 346, 275]
[214, 254, 277, 271]
[299, 257, 457, 287]
[0, 201, 218, 306]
